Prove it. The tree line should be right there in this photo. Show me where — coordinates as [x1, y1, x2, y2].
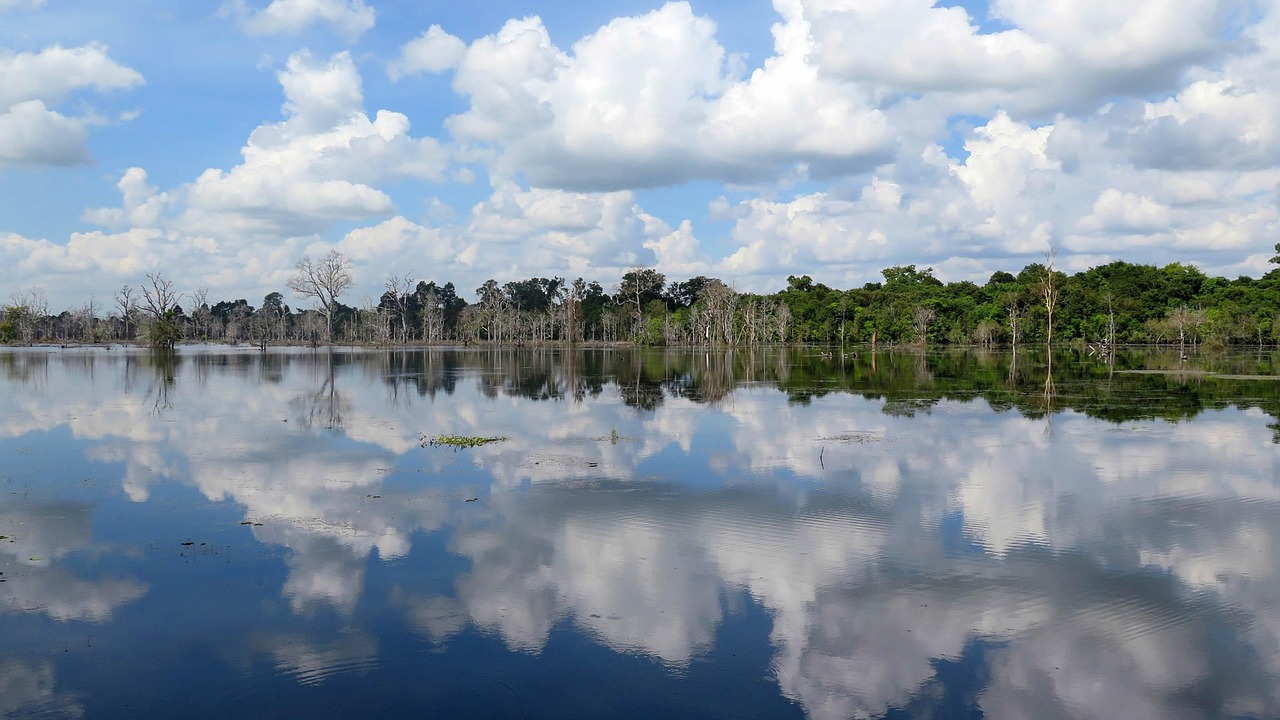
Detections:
[5, 246, 1280, 350]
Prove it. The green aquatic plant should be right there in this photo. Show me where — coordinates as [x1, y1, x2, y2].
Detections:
[592, 428, 627, 444]
[423, 434, 509, 449]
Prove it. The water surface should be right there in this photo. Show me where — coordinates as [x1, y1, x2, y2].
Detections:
[2, 346, 1279, 719]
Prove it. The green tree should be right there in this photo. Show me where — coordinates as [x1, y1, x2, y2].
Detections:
[617, 267, 666, 338]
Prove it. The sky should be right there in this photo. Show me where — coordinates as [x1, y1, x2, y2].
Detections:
[1, 0, 1278, 310]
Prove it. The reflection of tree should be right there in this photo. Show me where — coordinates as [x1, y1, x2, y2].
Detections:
[292, 351, 346, 430]
[912, 348, 933, 384]
[1042, 352, 1056, 434]
[617, 350, 666, 411]
[618, 380, 665, 411]
[145, 350, 180, 414]
[0, 350, 49, 386]
[6, 343, 1280, 716]
[881, 397, 937, 417]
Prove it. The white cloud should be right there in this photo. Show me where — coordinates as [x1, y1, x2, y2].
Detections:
[0, 44, 142, 168]
[716, 132, 1033, 282]
[82, 167, 170, 228]
[806, 0, 1234, 116]
[387, 25, 467, 80]
[644, 219, 710, 276]
[176, 51, 446, 238]
[0, 100, 89, 167]
[231, 0, 375, 41]
[12, 1, 1280, 308]
[336, 216, 461, 269]
[0, 0, 44, 11]
[463, 182, 671, 273]
[430, 2, 892, 191]
[0, 43, 143, 109]
[1078, 189, 1173, 233]
[4, 48, 464, 307]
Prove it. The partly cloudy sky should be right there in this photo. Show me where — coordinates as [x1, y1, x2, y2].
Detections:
[2, 0, 1278, 309]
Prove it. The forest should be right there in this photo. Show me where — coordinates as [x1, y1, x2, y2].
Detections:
[4, 246, 1280, 350]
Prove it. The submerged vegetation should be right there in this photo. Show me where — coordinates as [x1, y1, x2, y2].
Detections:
[6, 246, 1280, 349]
[423, 434, 509, 449]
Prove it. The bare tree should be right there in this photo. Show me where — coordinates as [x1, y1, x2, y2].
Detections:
[1040, 248, 1059, 349]
[190, 287, 210, 341]
[1103, 289, 1117, 355]
[560, 278, 585, 344]
[699, 279, 738, 345]
[114, 285, 138, 341]
[8, 288, 48, 343]
[774, 303, 792, 344]
[475, 279, 508, 342]
[78, 297, 102, 343]
[975, 319, 999, 347]
[1168, 305, 1207, 356]
[420, 288, 443, 343]
[384, 273, 414, 342]
[287, 250, 354, 344]
[913, 305, 936, 346]
[141, 272, 182, 319]
[1005, 293, 1023, 348]
[141, 272, 183, 349]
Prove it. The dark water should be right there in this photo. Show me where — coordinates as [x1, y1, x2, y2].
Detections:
[2, 346, 1279, 719]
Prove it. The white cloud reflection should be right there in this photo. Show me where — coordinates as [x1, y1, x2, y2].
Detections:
[1, 348, 1279, 717]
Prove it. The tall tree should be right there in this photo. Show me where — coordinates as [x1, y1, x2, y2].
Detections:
[383, 273, 414, 342]
[114, 285, 137, 341]
[617, 267, 666, 338]
[1040, 248, 1060, 349]
[288, 250, 353, 344]
[262, 291, 288, 341]
[913, 305, 936, 345]
[141, 272, 182, 350]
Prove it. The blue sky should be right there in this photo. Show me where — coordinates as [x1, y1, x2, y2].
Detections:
[2, 0, 1278, 309]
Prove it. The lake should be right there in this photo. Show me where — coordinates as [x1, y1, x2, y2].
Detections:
[2, 346, 1279, 719]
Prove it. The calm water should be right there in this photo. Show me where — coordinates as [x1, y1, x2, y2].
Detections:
[2, 346, 1280, 719]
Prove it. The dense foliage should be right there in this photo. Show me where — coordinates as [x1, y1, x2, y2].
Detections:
[5, 250, 1280, 348]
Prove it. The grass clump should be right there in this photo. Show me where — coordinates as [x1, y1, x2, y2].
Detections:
[423, 434, 508, 449]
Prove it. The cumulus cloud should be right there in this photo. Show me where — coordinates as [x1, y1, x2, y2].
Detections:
[0, 44, 142, 109]
[421, 2, 892, 191]
[13, 0, 1280, 308]
[807, 0, 1234, 116]
[387, 25, 467, 80]
[229, 0, 375, 41]
[41, 49, 453, 303]
[441, 181, 674, 281]
[82, 168, 170, 228]
[0, 44, 142, 168]
[178, 50, 447, 237]
[0, 100, 89, 167]
[1078, 188, 1173, 234]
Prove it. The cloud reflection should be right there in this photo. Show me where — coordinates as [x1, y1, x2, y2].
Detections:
[0, 502, 147, 622]
[0, 659, 83, 719]
[1, 348, 1279, 717]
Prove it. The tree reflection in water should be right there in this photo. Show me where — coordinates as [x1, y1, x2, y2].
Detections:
[0, 346, 1278, 719]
